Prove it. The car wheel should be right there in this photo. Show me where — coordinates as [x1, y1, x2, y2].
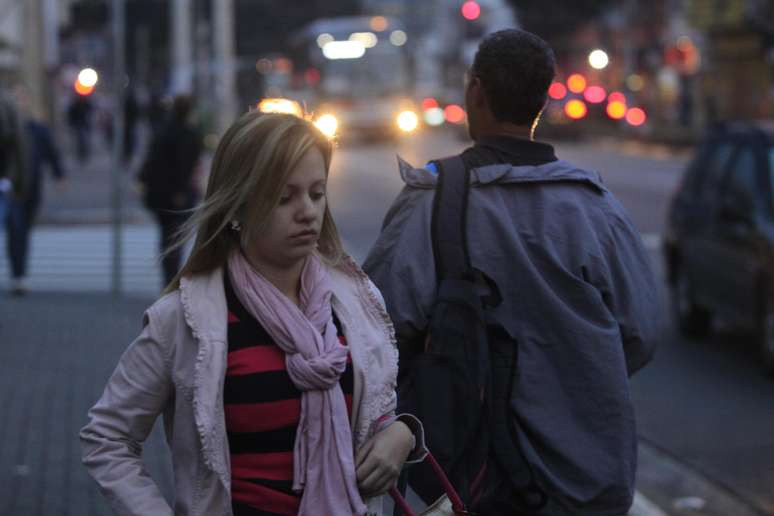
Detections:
[673, 271, 712, 338]
[758, 297, 774, 377]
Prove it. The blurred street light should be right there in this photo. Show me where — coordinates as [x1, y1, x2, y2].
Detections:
[73, 78, 94, 96]
[397, 110, 419, 132]
[314, 114, 338, 138]
[349, 32, 378, 48]
[317, 33, 334, 48]
[626, 74, 645, 92]
[588, 49, 609, 70]
[606, 100, 627, 119]
[548, 82, 567, 100]
[608, 91, 626, 104]
[78, 67, 99, 88]
[626, 107, 647, 126]
[461, 1, 481, 21]
[421, 97, 439, 110]
[584, 85, 606, 104]
[258, 98, 304, 117]
[389, 30, 407, 46]
[370, 16, 389, 32]
[567, 73, 587, 93]
[444, 104, 466, 124]
[424, 107, 445, 126]
[322, 41, 366, 60]
[565, 99, 588, 119]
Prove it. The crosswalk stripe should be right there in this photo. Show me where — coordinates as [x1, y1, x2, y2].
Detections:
[0, 225, 163, 294]
[0, 225, 664, 295]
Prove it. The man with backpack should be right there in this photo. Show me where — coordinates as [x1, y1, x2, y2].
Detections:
[364, 29, 661, 515]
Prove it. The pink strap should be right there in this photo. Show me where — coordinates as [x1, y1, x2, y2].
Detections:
[388, 451, 467, 515]
[389, 486, 417, 516]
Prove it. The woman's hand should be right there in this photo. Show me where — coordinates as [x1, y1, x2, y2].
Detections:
[355, 421, 414, 498]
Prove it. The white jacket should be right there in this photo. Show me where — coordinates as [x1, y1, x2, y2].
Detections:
[81, 258, 422, 516]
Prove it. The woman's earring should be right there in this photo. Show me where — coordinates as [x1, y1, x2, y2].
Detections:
[230, 219, 242, 232]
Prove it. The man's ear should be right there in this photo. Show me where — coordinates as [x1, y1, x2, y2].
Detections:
[468, 77, 486, 108]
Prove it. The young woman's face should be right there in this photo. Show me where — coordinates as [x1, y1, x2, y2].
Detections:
[244, 147, 328, 270]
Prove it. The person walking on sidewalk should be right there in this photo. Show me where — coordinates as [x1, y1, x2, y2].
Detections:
[3, 88, 66, 296]
[0, 93, 26, 239]
[81, 111, 425, 516]
[364, 29, 662, 515]
[137, 94, 203, 287]
[67, 93, 93, 163]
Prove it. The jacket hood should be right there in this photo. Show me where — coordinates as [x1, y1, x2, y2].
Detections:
[397, 155, 607, 194]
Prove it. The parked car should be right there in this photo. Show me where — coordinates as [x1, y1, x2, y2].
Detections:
[664, 121, 774, 375]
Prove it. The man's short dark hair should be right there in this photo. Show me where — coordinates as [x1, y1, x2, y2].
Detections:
[471, 29, 556, 125]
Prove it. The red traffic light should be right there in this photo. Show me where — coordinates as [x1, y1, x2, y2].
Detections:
[461, 1, 481, 20]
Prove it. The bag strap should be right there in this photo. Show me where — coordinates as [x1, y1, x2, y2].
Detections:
[429, 156, 548, 511]
[431, 156, 471, 282]
[389, 451, 469, 515]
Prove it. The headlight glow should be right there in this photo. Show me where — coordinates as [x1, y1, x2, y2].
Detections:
[257, 98, 304, 117]
[314, 114, 338, 138]
[396, 110, 419, 132]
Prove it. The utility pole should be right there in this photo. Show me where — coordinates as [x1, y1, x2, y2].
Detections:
[213, 0, 237, 134]
[171, 0, 194, 94]
[111, 0, 126, 296]
[21, 0, 47, 121]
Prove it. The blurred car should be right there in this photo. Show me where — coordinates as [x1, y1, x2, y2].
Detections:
[256, 98, 339, 139]
[664, 121, 774, 375]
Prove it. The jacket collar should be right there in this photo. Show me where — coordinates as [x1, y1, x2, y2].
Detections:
[179, 268, 231, 491]
[179, 268, 228, 344]
[397, 155, 607, 194]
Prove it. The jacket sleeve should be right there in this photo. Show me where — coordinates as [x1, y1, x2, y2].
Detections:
[598, 211, 663, 376]
[363, 186, 437, 349]
[364, 279, 428, 463]
[79, 309, 174, 516]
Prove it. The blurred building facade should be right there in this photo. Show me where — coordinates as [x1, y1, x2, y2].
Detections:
[519, 0, 773, 139]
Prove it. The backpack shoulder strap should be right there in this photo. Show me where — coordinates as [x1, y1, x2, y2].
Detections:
[431, 156, 471, 283]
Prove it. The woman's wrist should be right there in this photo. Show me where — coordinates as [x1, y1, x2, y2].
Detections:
[388, 420, 415, 456]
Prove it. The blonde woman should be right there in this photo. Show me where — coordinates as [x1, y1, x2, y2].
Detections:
[80, 111, 424, 516]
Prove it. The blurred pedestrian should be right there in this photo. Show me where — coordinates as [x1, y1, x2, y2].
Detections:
[137, 95, 202, 286]
[67, 93, 93, 163]
[3, 88, 66, 296]
[147, 90, 168, 136]
[123, 87, 139, 163]
[364, 29, 661, 515]
[81, 111, 424, 516]
[0, 92, 26, 240]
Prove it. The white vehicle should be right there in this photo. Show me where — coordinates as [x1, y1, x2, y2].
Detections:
[292, 16, 420, 140]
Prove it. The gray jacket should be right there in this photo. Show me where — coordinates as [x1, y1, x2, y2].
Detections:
[364, 156, 662, 514]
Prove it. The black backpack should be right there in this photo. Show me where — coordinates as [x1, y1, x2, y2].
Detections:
[395, 157, 547, 515]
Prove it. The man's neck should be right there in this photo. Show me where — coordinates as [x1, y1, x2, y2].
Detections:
[475, 124, 534, 142]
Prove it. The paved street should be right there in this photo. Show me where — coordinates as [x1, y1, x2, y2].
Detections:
[1, 129, 773, 515]
[0, 292, 173, 516]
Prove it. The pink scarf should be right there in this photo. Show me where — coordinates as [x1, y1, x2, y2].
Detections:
[227, 251, 367, 516]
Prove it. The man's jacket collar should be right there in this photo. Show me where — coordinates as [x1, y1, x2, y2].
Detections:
[397, 155, 607, 193]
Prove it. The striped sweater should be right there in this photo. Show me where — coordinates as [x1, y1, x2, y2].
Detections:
[223, 274, 354, 516]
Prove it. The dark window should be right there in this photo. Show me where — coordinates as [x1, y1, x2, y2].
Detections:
[726, 147, 758, 198]
[696, 142, 735, 201]
[719, 145, 760, 215]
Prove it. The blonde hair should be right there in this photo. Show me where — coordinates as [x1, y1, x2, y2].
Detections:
[162, 111, 343, 294]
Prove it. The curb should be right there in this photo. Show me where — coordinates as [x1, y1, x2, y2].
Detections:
[631, 491, 669, 516]
[634, 440, 766, 516]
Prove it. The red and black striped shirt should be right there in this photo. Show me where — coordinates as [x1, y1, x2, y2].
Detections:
[223, 273, 354, 516]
